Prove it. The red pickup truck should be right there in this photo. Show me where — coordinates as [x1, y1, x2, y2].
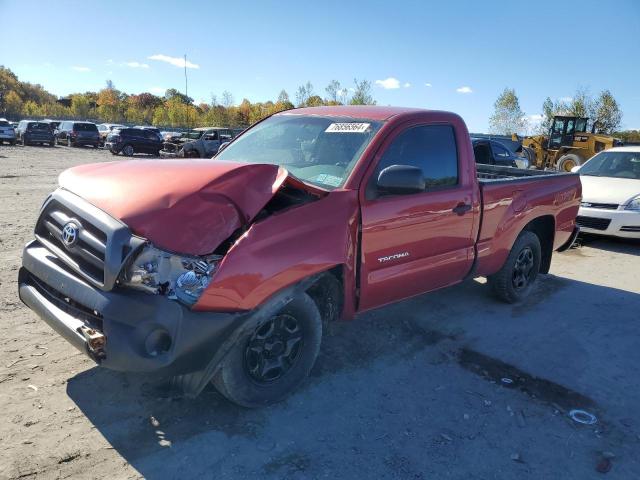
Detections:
[19, 106, 581, 407]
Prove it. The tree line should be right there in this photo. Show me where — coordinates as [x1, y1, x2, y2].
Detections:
[489, 86, 624, 136]
[0, 67, 375, 128]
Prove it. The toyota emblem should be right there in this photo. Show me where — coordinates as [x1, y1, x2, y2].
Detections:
[62, 222, 79, 247]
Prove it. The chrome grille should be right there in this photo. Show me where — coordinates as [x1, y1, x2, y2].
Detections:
[34, 189, 144, 290]
[576, 216, 611, 231]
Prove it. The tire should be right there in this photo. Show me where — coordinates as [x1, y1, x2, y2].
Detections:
[487, 231, 541, 304]
[212, 293, 322, 408]
[122, 144, 135, 157]
[557, 153, 584, 172]
[110, 149, 119, 155]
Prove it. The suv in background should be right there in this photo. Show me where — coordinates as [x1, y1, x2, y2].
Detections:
[105, 127, 162, 156]
[97, 123, 125, 146]
[0, 118, 17, 145]
[134, 126, 162, 139]
[16, 120, 55, 146]
[55, 121, 100, 148]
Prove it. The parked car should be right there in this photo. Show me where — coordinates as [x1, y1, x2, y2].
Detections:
[161, 127, 234, 158]
[16, 120, 55, 146]
[134, 126, 162, 139]
[573, 146, 640, 238]
[472, 138, 528, 169]
[18, 106, 580, 408]
[105, 127, 162, 156]
[97, 123, 125, 146]
[55, 121, 100, 148]
[42, 120, 61, 131]
[0, 118, 17, 145]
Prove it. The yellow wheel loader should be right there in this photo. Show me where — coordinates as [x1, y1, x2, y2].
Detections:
[514, 116, 620, 172]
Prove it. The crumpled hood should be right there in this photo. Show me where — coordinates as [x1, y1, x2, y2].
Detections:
[580, 175, 640, 205]
[59, 159, 288, 255]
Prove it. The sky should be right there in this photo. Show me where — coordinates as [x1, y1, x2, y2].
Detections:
[2, 0, 639, 132]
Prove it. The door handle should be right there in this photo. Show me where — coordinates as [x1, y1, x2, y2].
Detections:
[452, 203, 472, 215]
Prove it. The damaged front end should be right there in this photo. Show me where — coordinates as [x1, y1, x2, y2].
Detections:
[121, 245, 222, 306]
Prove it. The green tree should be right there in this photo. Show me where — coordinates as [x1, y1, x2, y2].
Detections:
[325, 80, 342, 104]
[592, 90, 622, 133]
[350, 79, 375, 105]
[295, 82, 314, 107]
[489, 87, 526, 135]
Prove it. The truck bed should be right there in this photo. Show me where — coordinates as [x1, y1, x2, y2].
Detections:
[475, 164, 582, 276]
[476, 164, 570, 183]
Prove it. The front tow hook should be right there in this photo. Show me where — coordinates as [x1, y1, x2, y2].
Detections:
[78, 325, 106, 361]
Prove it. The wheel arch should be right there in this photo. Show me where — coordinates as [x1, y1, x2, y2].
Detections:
[305, 266, 344, 325]
[523, 215, 555, 274]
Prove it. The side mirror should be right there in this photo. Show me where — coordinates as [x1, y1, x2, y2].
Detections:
[377, 165, 425, 195]
[570, 165, 581, 173]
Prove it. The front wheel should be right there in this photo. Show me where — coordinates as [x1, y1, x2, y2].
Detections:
[122, 144, 135, 156]
[212, 293, 322, 408]
[557, 153, 584, 172]
[487, 231, 541, 303]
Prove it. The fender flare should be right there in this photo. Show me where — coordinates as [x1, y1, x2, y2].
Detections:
[173, 273, 323, 397]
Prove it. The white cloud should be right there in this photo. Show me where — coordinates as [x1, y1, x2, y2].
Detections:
[71, 66, 90, 72]
[375, 77, 401, 89]
[124, 61, 149, 69]
[456, 86, 473, 94]
[424, 83, 432, 87]
[403, 82, 411, 88]
[149, 87, 165, 94]
[148, 54, 200, 69]
[559, 96, 573, 103]
[528, 114, 544, 121]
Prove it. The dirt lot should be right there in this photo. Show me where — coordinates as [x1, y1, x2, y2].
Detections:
[1, 144, 639, 479]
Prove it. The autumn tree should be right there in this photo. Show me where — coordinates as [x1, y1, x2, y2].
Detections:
[97, 81, 123, 122]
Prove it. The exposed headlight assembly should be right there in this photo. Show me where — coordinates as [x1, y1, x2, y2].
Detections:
[121, 245, 221, 306]
[624, 195, 640, 211]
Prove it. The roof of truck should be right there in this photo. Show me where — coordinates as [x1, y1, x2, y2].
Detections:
[279, 105, 429, 121]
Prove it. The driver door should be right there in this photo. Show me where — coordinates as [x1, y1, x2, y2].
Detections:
[359, 123, 476, 311]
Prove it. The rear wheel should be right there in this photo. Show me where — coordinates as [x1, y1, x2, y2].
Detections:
[212, 293, 322, 408]
[557, 153, 584, 172]
[488, 231, 541, 303]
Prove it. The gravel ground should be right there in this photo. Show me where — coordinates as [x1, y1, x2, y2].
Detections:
[0, 144, 639, 479]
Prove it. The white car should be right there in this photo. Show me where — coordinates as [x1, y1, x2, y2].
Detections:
[573, 146, 640, 238]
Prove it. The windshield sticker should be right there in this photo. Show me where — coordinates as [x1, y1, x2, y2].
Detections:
[325, 123, 371, 133]
[314, 174, 343, 186]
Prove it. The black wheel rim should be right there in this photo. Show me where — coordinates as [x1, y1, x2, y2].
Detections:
[512, 246, 534, 290]
[244, 313, 303, 384]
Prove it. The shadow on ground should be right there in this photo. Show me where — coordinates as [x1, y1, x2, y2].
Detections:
[577, 233, 640, 256]
[66, 247, 640, 479]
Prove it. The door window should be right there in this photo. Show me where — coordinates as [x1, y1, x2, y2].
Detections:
[491, 142, 511, 158]
[373, 125, 458, 191]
